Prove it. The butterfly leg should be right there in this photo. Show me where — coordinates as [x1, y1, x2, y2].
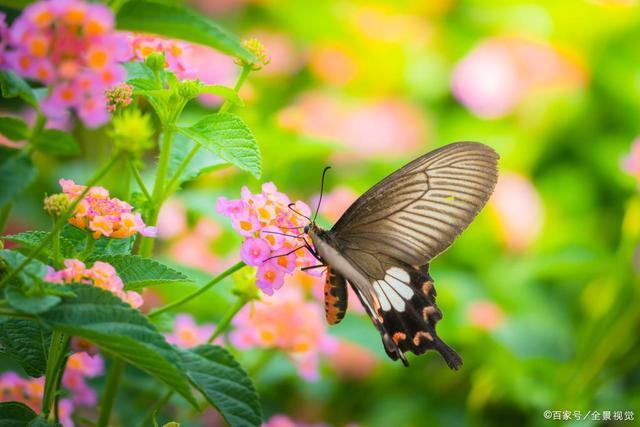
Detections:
[301, 264, 326, 271]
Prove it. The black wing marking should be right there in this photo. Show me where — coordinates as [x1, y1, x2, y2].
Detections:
[340, 249, 462, 369]
[324, 266, 348, 325]
[332, 142, 499, 266]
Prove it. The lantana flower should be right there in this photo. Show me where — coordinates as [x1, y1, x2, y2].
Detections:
[165, 314, 221, 348]
[62, 352, 104, 406]
[230, 287, 336, 380]
[217, 183, 318, 295]
[127, 33, 193, 79]
[45, 258, 143, 308]
[58, 178, 156, 239]
[2, 0, 131, 127]
[0, 373, 74, 426]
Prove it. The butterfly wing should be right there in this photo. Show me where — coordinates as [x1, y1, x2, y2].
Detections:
[332, 141, 499, 266]
[329, 142, 498, 367]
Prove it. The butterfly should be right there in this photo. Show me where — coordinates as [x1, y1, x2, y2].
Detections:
[299, 142, 499, 369]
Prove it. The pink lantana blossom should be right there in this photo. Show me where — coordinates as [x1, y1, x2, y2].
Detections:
[231, 287, 337, 380]
[58, 178, 156, 239]
[2, 0, 131, 127]
[45, 258, 143, 308]
[217, 183, 318, 295]
[165, 314, 221, 348]
[127, 33, 193, 79]
[62, 352, 104, 406]
[0, 373, 74, 427]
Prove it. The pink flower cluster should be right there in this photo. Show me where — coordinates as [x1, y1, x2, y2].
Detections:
[0, 373, 74, 426]
[45, 258, 143, 308]
[59, 178, 156, 239]
[165, 314, 219, 348]
[231, 287, 336, 380]
[0, 352, 103, 426]
[1, 0, 131, 127]
[128, 34, 193, 79]
[216, 183, 317, 295]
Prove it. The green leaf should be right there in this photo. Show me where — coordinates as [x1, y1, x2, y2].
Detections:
[0, 401, 37, 427]
[116, 0, 253, 62]
[179, 345, 262, 427]
[0, 116, 29, 141]
[5, 284, 61, 314]
[39, 285, 198, 407]
[91, 255, 192, 291]
[0, 249, 47, 287]
[0, 70, 37, 108]
[124, 61, 161, 91]
[60, 224, 135, 257]
[0, 319, 51, 377]
[0, 153, 37, 206]
[4, 231, 76, 259]
[27, 415, 61, 427]
[31, 129, 80, 156]
[167, 133, 228, 188]
[177, 113, 261, 178]
[199, 85, 244, 107]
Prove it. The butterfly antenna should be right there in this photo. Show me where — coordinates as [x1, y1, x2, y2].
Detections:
[287, 203, 311, 222]
[313, 166, 331, 223]
[260, 230, 305, 240]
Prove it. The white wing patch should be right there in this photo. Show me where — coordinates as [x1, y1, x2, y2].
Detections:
[373, 267, 415, 312]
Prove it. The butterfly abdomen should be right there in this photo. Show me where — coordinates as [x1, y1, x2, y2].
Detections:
[324, 266, 348, 325]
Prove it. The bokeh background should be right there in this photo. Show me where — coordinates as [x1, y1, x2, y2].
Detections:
[3, 0, 640, 426]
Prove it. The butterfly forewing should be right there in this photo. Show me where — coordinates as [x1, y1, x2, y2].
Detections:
[331, 141, 499, 266]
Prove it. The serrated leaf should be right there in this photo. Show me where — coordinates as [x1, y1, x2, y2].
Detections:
[0, 401, 37, 426]
[179, 345, 262, 427]
[0, 116, 29, 141]
[5, 284, 61, 314]
[0, 319, 51, 377]
[177, 113, 261, 178]
[116, 0, 253, 62]
[167, 133, 229, 188]
[0, 249, 47, 287]
[39, 285, 197, 407]
[91, 255, 191, 291]
[31, 129, 80, 156]
[124, 61, 160, 91]
[60, 224, 134, 257]
[0, 70, 37, 107]
[0, 153, 37, 206]
[4, 231, 76, 259]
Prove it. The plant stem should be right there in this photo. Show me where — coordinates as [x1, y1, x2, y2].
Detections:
[128, 156, 152, 202]
[0, 308, 36, 319]
[54, 355, 69, 423]
[97, 357, 125, 427]
[0, 203, 13, 235]
[162, 65, 252, 199]
[208, 296, 248, 343]
[0, 154, 120, 290]
[51, 217, 61, 268]
[42, 329, 69, 420]
[148, 261, 245, 319]
[138, 126, 175, 258]
[138, 389, 173, 427]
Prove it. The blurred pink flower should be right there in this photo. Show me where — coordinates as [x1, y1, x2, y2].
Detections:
[59, 178, 156, 239]
[327, 340, 379, 379]
[165, 314, 219, 348]
[45, 258, 143, 308]
[278, 92, 428, 157]
[217, 183, 318, 295]
[0, 373, 74, 426]
[309, 43, 357, 86]
[0, 13, 8, 67]
[263, 415, 329, 427]
[156, 198, 188, 239]
[622, 137, 640, 183]
[181, 44, 237, 106]
[467, 300, 505, 331]
[452, 37, 586, 118]
[231, 287, 337, 380]
[62, 352, 104, 406]
[169, 217, 224, 273]
[2, 0, 131, 127]
[128, 33, 193, 79]
[311, 186, 358, 223]
[490, 172, 544, 252]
